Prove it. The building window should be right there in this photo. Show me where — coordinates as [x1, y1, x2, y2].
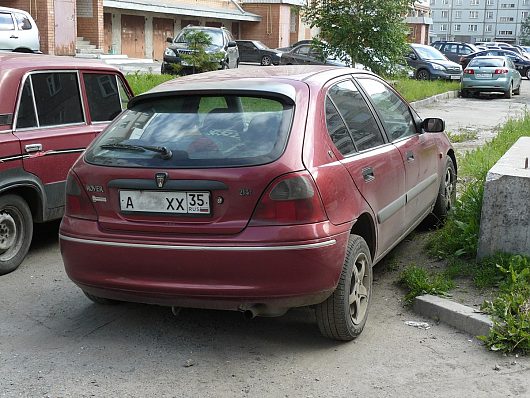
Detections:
[486, 11, 494, 18]
[442, 10, 449, 18]
[469, 11, 479, 18]
[523, 0, 529, 4]
[456, 0, 463, 4]
[522, 11, 529, 19]
[469, 24, 478, 31]
[440, 24, 448, 31]
[485, 24, 493, 32]
[470, 0, 479, 5]
[430, 0, 435, 5]
[443, 0, 449, 4]
[454, 10, 462, 18]
[499, 16, 514, 22]
[498, 30, 513, 35]
[290, 11, 297, 33]
[486, 0, 494, 4]
[454, 24, 461, 31]
[500, 3, 515, 7]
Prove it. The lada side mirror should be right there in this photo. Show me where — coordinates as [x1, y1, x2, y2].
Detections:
[422, 117, 445, 133]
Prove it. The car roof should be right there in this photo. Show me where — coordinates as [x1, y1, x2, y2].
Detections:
[130, 65, 373, 107]
[0, 53, 122, 73]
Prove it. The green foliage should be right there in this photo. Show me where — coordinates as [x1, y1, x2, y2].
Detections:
[392, 79, 459, 102]
[521, 17, 530, 46]
[169, 30, 225, 75]
[479, 256, 530, 353]
[446, 129, 478, 143]
[399, 265, 455, 304]
[125, 72, 174, 95]
[302, 0, 414, 75]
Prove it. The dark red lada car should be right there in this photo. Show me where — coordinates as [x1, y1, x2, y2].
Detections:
[0, 53, 133, 275]
[60, 66, 456, 341]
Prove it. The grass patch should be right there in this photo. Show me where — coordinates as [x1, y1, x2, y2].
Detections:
[447, 129, 478, 143]
[392, 79, 460, 102]
[399, 264, 455, 304]
[126, 73, 175, 95]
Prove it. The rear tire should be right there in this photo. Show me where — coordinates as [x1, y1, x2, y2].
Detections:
[460, 89, 469, 98]
[514, 83, 521, 95]
[525, 68, 530, 80]
[0, 195, 33, 275]
[425, 157, 457, 228]
[261, 55, 272, 66]
[316, 235, 372, 341]
[417, 69, 430, 80]
[504, 83, 513, 99]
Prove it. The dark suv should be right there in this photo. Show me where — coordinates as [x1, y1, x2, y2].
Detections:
[406, 44, 462, 80]
[431, 41, 479, 63]
[161, 26, 239, 74]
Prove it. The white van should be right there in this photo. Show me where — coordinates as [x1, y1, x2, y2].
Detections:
[0, 6, 40, 53]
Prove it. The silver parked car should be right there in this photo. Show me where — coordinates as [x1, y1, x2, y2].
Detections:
[0, 6, 40, 53]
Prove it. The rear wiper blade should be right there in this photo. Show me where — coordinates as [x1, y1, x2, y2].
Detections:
[100, 143, 172, 159]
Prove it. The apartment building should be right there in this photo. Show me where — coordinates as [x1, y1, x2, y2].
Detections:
[430, 0, 530, 44]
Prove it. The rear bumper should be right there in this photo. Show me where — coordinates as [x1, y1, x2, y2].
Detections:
[60, 218, 350, 311]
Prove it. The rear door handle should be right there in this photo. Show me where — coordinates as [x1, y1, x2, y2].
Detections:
[406, 150, 415, 162]
[10, 35, 19, 39]
[362, 167, 375, 182]
[25, 143, 42, 153]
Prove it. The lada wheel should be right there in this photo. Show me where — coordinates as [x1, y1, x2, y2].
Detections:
[316, 235, 372, 341]
[261, 55, 272, 66]
[0, 195, 33, 275]
[429, 157, 457, 227]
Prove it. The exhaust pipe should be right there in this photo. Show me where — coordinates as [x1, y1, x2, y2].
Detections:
[241, 304, 288, 319]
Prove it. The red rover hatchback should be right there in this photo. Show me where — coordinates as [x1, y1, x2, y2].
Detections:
[60, 66, 457, 340]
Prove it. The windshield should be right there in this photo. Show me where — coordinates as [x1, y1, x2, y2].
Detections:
[85, 95, 294, 168]
[414, 46, 447, 61]
[469, 58, 504, 67]
[254, 41, 268, 50]
[175, 29, 224, 47]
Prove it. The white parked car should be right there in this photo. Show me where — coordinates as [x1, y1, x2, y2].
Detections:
[0, 6, 40, 53]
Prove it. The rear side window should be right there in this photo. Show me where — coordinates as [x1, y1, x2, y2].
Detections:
[325, 97, 355, 156]
[0, 13, 14, 30]
[327, 80, 384, 152]
[85, 95, 293, 168]
[83, 73, 123, 122]
[31, 72, 84, 126]
[16, 79, 38, 129]
[14, 13, 32, 30]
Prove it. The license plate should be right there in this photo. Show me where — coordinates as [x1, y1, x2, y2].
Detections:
[450, 75, 461, 80]
[476, 73, 492, 79]
[120, 190, 210, 214]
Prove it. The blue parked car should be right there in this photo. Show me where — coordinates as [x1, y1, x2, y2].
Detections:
[461, 56, 522, 99]
[405, 43, 462, 80]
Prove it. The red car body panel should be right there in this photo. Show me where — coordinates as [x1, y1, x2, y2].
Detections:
[59, 66, 454, 314]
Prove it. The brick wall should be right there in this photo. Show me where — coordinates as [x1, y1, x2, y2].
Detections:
[77, 0, 103, 48]
[240, 4, 284, 48]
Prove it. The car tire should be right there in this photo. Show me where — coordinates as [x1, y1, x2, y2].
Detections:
[514, 83, 521, 95]
[83, 291, 120, 305]
[504, 83, 513, 99]
[0, 195, 33, 275]
[221, 61, 229, 70]
[525, 68, 530, 80]
[426, 157, 457, 228]
[460, 89, 469, 98]
[417, 69, 430, 80]
[315, 234, 372, 341]
[261, 55, 272, 66]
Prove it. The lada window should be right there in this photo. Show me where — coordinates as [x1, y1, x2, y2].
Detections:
[327, 80, 384, 152]
[83, 73, 128, 122]
[85, 95, 294, 168]
[16, 72, 84, 129]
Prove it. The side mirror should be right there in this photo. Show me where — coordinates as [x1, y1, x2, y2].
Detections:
[227, 41, 237, 48]
[422, 117, 445, 133]
[166, 37, 173, 44]
[407, 52, 417, 60]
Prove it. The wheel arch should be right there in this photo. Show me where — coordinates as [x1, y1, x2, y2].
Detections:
[0, 184, 44, 222]
[350, 212, 376, 261]
[447, 149, 457, 176]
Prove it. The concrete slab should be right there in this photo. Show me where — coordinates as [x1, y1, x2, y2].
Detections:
[477, 137, 530, 259]
[413, 294, 493, 337]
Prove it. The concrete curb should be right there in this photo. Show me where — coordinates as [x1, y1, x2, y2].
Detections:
[410, 90, 459, 108]
[413, 294, 493, 337]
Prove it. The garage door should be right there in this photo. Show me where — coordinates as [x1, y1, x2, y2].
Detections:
[121, 14, 145, 58]
[153, 17, 173, 61]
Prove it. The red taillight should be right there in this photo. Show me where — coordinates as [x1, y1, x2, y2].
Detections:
[494, 68, 509, 74]
[464, 69, 474, 74]
[65, 171, 97, 220]
[249, 171, 328, 226]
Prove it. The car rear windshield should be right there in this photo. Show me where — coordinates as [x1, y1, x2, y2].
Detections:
[85, 94, 294, 168]
[469, 58, 504, 67]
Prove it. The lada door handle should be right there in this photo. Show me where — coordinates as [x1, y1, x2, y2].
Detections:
[406, 151, 415, 162]
[25, 143, 42, 153]
[362, 167, 375, 182]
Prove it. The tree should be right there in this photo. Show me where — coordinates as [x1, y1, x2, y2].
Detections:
[521, 16, 530, 46]
[303, 0, 414, 76]
[172, 30, 225, 75]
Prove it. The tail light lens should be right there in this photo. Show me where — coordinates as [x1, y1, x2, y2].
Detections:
[464, 69, 474, 74]
[249, 171, 327, 226]
[65, 171, 97, 220]
[494, 68, 509, 74]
